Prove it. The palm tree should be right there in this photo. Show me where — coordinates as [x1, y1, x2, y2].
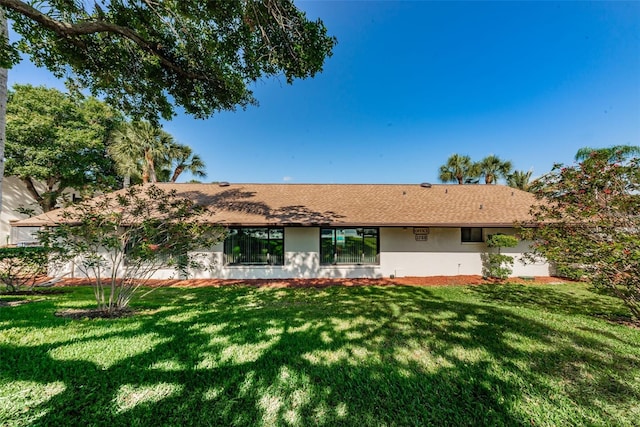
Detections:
[575, 145, 640, 162]
[163, 143, 207, 183]
[478, 155, 512, 184]
[109, 121, 174, 184]
[438, 154, 479, 185]
[507, 170, 533, 191]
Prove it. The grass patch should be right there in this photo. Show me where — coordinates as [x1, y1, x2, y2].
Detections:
[1, 282, 639, 426]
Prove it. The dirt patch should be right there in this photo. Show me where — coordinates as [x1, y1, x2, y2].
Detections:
[0, 298, 46, 307]
[58, 275, 571, 289]
[55, 307, 137, 319]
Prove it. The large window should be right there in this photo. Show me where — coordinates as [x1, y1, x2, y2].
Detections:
[224, 228, 284, 265]
[461, 227, 483, 243]
[320, 228, 379, 265]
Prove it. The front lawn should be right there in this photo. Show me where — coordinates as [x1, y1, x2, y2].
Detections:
[1, 282, 639, 426]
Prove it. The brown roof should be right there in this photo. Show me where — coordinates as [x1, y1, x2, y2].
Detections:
[13, 183, 539, 228]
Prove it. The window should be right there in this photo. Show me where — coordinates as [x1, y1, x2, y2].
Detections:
[224, 228, 284, 265]
[461, 227, 483, 243]
[320, 228, 379, 265]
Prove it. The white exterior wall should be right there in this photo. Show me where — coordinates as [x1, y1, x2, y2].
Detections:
[2, 176, 78, 245]
[379, 227, 550, 277]
[39, 225, 551, 280]
[165, 226, 549, 280]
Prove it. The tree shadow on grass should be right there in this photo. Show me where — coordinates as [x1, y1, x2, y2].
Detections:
[470, 283, 630, 318]
[2, 285, 640, 426]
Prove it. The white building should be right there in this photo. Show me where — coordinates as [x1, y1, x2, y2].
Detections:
[11, 183, 550, 279]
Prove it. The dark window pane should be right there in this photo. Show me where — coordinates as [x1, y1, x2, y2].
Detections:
[224, 227, 284, 265]
[320, 227, 379, 265]
[461, 227, 483, 243]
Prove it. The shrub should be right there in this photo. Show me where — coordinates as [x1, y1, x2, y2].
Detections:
[0, 246, 49, 292]
[39, 185, 225, 312]
[484, 234, 519, 280]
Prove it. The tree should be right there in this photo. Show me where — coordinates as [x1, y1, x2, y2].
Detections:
[575, 145, 640, 162]
[39, 185, 225, 313]
[162, 143, 207, 183]
[520, 150, 640, 319]
[478, 155, 512, 185]
[109, 120, 174, 184]
[6, 84, 121, 212]
[109, 121, 206, 185]
[438, 154, 479, 185]
[0, 1, 335, 122]
[0, 0, 335, 224]
[507, 170, 533, 191]
[483, 234, 519, 279]
[0, 246, 48, 292]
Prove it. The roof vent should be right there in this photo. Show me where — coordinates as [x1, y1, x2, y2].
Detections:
[420, 182, 432, 188]
[218, 182, 230, 187]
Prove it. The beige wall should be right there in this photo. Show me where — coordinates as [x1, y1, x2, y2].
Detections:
[32, 225, 550, 280]
[185, 226, 550, 280]
[1, 176, 78, 245]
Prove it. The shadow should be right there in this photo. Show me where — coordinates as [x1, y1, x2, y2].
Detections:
[2, 285, 639, 426]
[471, 283, 630, 318]
[266, 205, 345, 225]
[178, 189, 345, 225]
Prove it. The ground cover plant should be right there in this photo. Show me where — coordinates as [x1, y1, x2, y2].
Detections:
[1, 282, 639, 426]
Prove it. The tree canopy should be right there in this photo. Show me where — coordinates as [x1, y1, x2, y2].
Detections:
[108, 120, 206, 185]
[6, 84, 121, 212]
[438, 154, 479, 185]
[478, 155, 512, 185]
[0, 0, 336, 122]
[521, 149, 640, 319]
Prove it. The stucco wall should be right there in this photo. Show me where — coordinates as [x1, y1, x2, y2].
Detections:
[379, 227, 550, 277]
[1, 176, 78, 245]
[41, 225, 551, 280]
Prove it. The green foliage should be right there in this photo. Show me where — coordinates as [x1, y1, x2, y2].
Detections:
[521, 149, 640, 318]
[6, 84, 121, 211]
[109, 120, 206, 185]
[507, 169, 533, 191]
[0, 246, 49, 292]
[486, 234, 519, 250]
[1, 283, 639, 425]
[3, 0, 336, 122]
[438, 154, 479, 184]
[553, 263, 585, 281]
[38, 185, 225, 312]
[438, 154, 514, 185]
[484, 234, 519, 279]
[478, 155, 512, 185]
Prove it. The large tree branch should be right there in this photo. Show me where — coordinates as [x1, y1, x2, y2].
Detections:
[0, 0, 211, 82]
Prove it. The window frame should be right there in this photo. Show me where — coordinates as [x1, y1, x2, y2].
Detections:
[223, 227, 285, 266]
[461, 227, 484, 243]
[320, 227, 380, 266]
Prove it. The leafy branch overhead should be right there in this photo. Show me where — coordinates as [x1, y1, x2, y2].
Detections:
[0, 0, 336, 121]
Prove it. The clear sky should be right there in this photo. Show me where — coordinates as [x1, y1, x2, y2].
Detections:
[7, 1, 640, 184]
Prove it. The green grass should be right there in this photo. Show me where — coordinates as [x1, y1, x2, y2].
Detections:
[1, 282, 639, 426]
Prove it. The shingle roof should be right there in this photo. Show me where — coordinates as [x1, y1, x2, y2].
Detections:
[13, 183, 539, 228]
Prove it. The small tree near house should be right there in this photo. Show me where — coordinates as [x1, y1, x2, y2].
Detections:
[520, 149, 640, 319]
[38, 185, 225, 313]
[0, 246, 49, 292]
[483, 234, 519, 280]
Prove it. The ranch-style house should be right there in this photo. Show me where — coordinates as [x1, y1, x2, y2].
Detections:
[11, 183, 551, 279]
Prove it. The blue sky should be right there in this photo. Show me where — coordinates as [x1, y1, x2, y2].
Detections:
[7, 1, 640, 184]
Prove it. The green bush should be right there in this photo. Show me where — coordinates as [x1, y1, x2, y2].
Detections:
[554, 263, 585, 281]
[0, 246, 49, 292]
[484, 234, 519, 280]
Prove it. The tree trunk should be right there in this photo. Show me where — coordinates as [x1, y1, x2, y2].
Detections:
[170, 165, 184, 183]
[21, 177, 45, 210]
[0, 9, 8, 223]
[143, 148, 157, 183]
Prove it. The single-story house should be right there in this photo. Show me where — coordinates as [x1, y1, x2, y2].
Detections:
[10, 182, 550, 279]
